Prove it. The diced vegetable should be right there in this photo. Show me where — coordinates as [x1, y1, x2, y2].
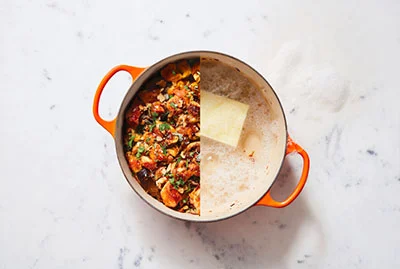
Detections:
[123, 59, 200, 214]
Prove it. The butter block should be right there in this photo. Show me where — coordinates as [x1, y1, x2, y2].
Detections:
[200, 90, 249, 147]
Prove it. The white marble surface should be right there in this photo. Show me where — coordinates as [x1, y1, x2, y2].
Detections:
[1, 0, 399, 268]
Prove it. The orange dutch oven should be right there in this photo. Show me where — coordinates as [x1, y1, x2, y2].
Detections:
[93, 51, 310, 222]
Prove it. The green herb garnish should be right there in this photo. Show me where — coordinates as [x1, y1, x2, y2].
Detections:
[176, 178, 185, 187]
[152, 112, 159, 118]
[136, 145, 145, 158]
[170, 176, 185, 189]
[172, 70, 176, 75]
[159, 122, 171, 131]
[184, 85, 189, 90]
[185, 183, 193, 193]
[186, 159, 189, 168]
[161, 145, 167, 155]
[149, 121, 156, 132]
[177, 156, 182, 163]
[189, 151, 195, 157]
[128, 134, 135, 149]
[170, 102, 177, 109]
[146, 137, 151, 143]
[137, 145, 145, 153]
[182, 198, 187, 204]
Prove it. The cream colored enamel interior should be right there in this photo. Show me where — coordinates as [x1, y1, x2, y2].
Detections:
[200, 58, 286, 219]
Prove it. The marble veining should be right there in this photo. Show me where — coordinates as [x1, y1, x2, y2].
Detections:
[0, 0, 399, 268]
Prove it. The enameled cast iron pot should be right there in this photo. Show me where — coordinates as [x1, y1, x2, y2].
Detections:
[93, 51, 310, 222]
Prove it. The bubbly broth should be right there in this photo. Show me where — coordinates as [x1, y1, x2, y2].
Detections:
[200, 59, 279, 217]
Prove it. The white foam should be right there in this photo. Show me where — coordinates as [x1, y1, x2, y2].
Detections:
[200, 60, 279, 217]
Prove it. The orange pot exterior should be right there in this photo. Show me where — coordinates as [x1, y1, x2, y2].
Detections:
[92, 53, 310, 221]
[92, 65, 145, 137]
[256, 135, 310, 208]
[93, 66, 310, 209]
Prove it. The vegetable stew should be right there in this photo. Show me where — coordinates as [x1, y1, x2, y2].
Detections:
[123, 59, 200, 215]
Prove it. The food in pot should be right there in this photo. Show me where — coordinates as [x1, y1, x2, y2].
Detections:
[123, 59, 200, 215]
[200, 59, 279, 218]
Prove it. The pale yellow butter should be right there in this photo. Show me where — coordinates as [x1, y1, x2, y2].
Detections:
[200, 90, 249, 147]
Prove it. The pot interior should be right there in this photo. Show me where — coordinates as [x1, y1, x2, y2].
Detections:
[115, 51, 287, 222]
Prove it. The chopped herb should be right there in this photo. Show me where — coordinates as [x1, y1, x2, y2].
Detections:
[169, 175, 181, 189]
[189, 151, 195, 157]
[168, 94, 173, 99]
[172, 70, 176, 75]
[186, 159, 189, 168]
[169, 177, 185, 189]
[182, 198, 187, 204]
[185, 183, 193, 193]
[159, 122, 171, 131]
[161, 145, 167, 155]
[176, 178, 185, 187]
[149, 121, 156, 132]
[151, 112, 159, 118]
[184, 85, 189, 90]
[146, 137, 151, 143]
[170, 102, 177, 109]
[177, 156, 182, 163]
[136, 147, 144, 159]
[128, 134, 136, 149]
[136, 145, 145, 158]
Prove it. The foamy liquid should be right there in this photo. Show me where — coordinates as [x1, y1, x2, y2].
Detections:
[200, 59, 279, 218]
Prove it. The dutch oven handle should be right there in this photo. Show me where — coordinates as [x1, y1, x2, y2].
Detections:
[92, 65, 145, 137]
[256, 135, 310, 207]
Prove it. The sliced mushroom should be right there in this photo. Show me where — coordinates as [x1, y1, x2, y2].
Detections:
[156, 176, 168, 189]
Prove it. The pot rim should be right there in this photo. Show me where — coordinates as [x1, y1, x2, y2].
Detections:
[114, 50, 288, 222]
